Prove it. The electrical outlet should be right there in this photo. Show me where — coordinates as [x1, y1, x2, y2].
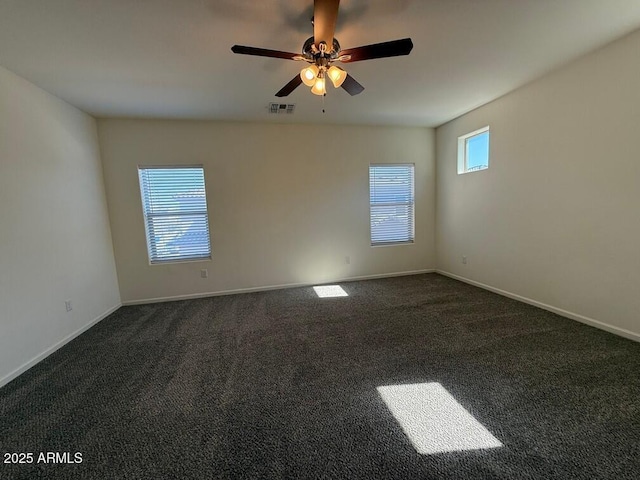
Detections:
[462, 256, 467, 265]
[345, 256, 351, 265]
[200, 269, 208, 278]
[65, 300, 72, 312]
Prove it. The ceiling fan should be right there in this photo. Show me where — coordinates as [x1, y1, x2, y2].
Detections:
[231, 0, 413, 98]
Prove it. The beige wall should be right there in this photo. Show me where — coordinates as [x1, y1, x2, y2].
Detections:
[0, 66, 121, 386]
[98, 120, 436, 303]
[436, 29, 640, 340]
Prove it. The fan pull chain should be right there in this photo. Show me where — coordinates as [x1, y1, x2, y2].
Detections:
[322, 92, 326, 113]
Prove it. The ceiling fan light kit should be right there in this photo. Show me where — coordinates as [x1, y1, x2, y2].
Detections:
[231, 0, 413, 100]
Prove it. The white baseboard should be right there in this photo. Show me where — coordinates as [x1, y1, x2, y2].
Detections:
[437, 270, 640, 343]
[0, 303, 122, 389]
[122, 269, 436, 306]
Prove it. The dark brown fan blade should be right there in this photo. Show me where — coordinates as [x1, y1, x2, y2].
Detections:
[275, 75, 303, 97]
[341, 74, 364, 96]
[339, 38, 413, 63]
[314, 0, 340, 49]
[231, 45, 300, 60]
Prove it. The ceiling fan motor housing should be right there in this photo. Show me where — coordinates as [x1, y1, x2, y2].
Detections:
[302, 36, 341, 62]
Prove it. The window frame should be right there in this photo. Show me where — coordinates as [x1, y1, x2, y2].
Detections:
[369, 163, 415, 247]
[137, 165, 212, 265]
[457, 126, 490, 174]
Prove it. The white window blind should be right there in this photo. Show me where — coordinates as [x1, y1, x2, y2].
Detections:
[369, 164, 415, 246]
[138, 166, 211, 264]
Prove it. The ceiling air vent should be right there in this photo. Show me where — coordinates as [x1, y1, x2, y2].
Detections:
[269, 103, 295, 114]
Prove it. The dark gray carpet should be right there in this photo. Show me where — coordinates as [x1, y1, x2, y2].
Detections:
[1, 273, 639, 479]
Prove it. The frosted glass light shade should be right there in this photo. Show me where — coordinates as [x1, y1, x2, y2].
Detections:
[327, 66, 347, 88]
[311, 77, 326, 96]
[300, 65, 320, 87]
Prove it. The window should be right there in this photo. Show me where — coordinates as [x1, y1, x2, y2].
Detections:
[458, 126, 489, 174]
[138, 166, 211, 264]
[369, 164, 415, 246]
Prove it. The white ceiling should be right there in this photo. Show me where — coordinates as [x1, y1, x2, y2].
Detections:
[2, 0, 640, 127]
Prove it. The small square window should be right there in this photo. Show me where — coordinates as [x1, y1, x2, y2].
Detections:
[458, 127, 489, 174]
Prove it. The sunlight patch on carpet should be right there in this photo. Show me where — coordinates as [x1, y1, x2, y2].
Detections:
[313, 285, 348, 298]
[377, 382, 502, 455]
